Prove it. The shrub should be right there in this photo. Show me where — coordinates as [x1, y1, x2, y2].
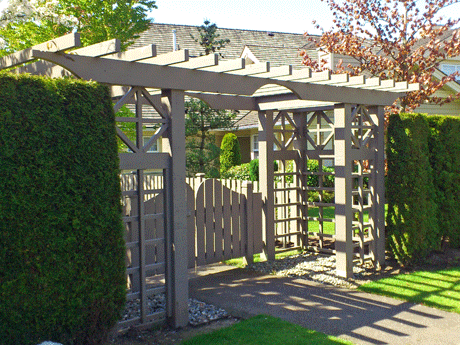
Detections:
[249, 159, 259, 181]
[220, 133, 241, 175]
[222, 163, 251, 180]
[428, 116, 460, 248]
[386, 113, 440, 265]
[0, 74, 125, 345]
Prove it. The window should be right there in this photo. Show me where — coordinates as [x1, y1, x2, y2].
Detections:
[143, 137, 159, 152]
[252, 134, 259, 152]
[440, 64, 460, 81]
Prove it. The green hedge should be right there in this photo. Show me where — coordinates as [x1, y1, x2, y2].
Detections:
[386, 113, 460, 265]
[220, 133, 241, 176]
[428, 116, 460, 248]
[0, 74, 125, 345]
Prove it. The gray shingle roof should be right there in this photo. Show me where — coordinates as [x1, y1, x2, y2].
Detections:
[132, 23, 317, 62]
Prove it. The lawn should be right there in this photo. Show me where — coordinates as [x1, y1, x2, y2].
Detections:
[180, 315, 353, 345]
[358, 267, 460, 313]
[223, 249, 302, 267]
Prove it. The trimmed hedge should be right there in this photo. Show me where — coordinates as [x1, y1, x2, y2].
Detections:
[386, 114, 460, 264]
[220, 133, 241, 176]
[428, 116, 460, 248]
[0, 74, 125, 345]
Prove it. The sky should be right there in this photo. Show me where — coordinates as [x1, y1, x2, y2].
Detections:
[1, 0, 459, 36]
[151, 0, 334, 35]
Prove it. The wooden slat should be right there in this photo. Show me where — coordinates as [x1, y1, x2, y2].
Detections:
[200, 58, 245, 72]
[0, 32, 80, 69]
[195, 181, 205, 266]
[229, 62, 270, 75]
[71, 38, 120, 57]
[223, 185, 232, 260]
[253, 193, 263, 254]
[254, 65, 293, 79]
[205, 179, 214, 261]
[214, 180, 223, 261]
[173, 53, 218, 69]
[186, 184, 196, 268]
[105, 44, 157, 61]
[141, 49, 189, 65]
[231, 189, 240, 257]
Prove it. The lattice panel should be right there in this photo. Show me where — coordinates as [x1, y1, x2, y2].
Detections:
[273, 111, 299, 151]
[114, 87, 170, 153]
[306, 110, 334, 151]
[351, 160, 375, 263]
[350, 105, 376, 149]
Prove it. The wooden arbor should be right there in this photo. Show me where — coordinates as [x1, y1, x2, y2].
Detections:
[0, 33, 418, 329]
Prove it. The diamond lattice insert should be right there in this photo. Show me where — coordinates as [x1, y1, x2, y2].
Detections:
[350, 105, 375, 149]
[273, 111, 298, 151]
[306, 111, 334, 150]
[114, 87, 170, 153]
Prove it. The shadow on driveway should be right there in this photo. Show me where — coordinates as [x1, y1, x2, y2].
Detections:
[189, 268, 460, 345]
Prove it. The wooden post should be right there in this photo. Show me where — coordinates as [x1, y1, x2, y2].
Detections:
[334, 104, 354, 278]
[243, 181, 254, 265]
[162, 89, 189, 328]
[293, 111, 308, 249]
[259, 110, 275, 261]
[369, 106, 386, 268]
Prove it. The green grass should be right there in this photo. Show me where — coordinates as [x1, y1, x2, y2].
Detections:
[223, 249, 302, 267]
[359, 268, 460, 313]
[308, 206, 336, 235]
[181, 315, 353, 345]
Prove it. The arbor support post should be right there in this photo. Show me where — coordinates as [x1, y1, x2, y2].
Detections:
[162, 89, 189, 328]
[334, 104, 354, 278]
[259, 110, 275, 261]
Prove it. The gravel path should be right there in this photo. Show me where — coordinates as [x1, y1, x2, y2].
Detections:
[247, 251, 384, 289]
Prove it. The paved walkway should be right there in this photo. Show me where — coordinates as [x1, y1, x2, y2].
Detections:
[189, 267, 460, 345]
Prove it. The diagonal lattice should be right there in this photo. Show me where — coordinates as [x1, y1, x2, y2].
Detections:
[114, 87, 170, 153]
[350, 105, 375, 149]
[273, 110, 299, 151]
[306, 110, 334, 150]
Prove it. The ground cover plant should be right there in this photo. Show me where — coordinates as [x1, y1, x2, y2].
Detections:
[358, 268, 460, 313]
[180, 315, 353, 345]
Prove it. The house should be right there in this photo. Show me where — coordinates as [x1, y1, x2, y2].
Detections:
[130, 23, 460, 164]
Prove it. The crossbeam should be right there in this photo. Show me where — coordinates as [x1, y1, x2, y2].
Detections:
[0, 33, 81, 69]
[32, 50, 411, 107]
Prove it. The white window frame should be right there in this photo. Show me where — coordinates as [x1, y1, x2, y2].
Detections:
[440, 64, 460, 81]
[143, 136, 159, 153]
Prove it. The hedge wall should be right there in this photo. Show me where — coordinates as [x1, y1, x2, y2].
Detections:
[0, 74, 125, 345]
[428, 116, 460, 248]
[386, 113, 460, 265]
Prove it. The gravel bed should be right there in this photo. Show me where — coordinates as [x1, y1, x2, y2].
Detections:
[247, 251, 377, 289]
[122, 294, 228, 326]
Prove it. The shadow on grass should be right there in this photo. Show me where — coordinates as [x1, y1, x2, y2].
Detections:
[181, 314, 352, 345]
[358, 268, 460, 313]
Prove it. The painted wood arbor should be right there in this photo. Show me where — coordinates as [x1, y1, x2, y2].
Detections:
[0, 33, 418, 330]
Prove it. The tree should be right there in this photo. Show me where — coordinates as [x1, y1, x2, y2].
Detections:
[185, 98, 237, 177]
[301, 0, 460, 112]
[191, 19, 230, 56]
[0, 0, 157, 55]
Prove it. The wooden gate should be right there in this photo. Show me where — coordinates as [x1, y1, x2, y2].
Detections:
[187, 178, 263, 268]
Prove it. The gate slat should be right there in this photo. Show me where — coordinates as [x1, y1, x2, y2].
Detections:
[231, 189, 240, 257]
[253, 192, 263, 254]
[205, 179, 214, 261]
[195, 182, 206, 266]
[186, 184, 195, 268]
[214, 180, 223, 261]
[223, 185, 232, 260]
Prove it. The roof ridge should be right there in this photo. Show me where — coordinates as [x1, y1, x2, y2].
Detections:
[148, 22, 320, 37]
